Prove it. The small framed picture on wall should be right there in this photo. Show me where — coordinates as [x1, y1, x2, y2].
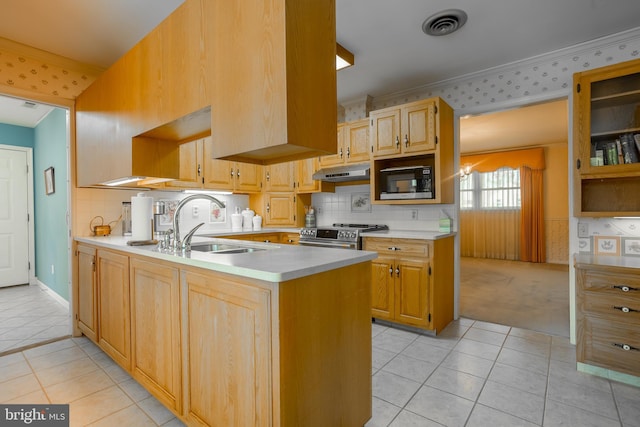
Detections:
[44, 167, 55, 195]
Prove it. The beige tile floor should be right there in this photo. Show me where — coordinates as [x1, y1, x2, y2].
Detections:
[0, 284, 70, 354]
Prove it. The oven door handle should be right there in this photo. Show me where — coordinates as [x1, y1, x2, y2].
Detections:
[298, 240, 357, 250]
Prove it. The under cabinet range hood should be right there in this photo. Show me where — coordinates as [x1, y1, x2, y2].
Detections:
[312, 163, 370, 182]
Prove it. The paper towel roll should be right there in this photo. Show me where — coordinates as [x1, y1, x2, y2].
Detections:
[131, 192, 153, 241]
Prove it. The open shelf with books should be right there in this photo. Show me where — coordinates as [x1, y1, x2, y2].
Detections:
[574, 58, 640, 216]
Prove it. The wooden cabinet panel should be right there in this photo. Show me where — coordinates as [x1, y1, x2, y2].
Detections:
[165, 139, 203, 189]
[264, 162, 295, 192]
[77, 244, 98, 342]
[235, 162, 262, 193]
[346, 119, 372, 163]
[183, 270, 271, 427]
[130, 258, 182, 413]
[370, 109, 401, 157]
[204, 158, 235, 190]
[402, 100, 437, 153]
[265, 194, 295, 225]
[97, 249, 131, 369]
[395, 258, 429, 326]
[370, 255, 394, 320]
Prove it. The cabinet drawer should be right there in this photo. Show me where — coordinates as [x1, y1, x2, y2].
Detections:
[363, 238, 430, 257]
[579, 269, 640, 296]
[581, 292, 640, 324]
[578, 315, 640, 376]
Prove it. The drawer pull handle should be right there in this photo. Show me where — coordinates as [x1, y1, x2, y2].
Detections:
[613, 285, 639, 292]
[387, 247, 400, 251]
[613, 306, 638, 313]
[613, 343, 639, 352]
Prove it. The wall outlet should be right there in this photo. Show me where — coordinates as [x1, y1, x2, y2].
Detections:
[578, 222, 589, 238]
[410, 210, 418, 220]
[192, 206, 199, 217]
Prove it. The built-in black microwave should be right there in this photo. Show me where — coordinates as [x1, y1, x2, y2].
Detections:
[379, 165, 434, 200]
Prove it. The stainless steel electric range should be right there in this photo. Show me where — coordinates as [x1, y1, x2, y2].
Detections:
[298, 223, 388, 250]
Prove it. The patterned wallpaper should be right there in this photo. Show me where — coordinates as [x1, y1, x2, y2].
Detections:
[0, 38, 101, 100]
[342, 28, 640, 121]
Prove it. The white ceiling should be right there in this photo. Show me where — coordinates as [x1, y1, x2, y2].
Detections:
[1, 0, 639, 149]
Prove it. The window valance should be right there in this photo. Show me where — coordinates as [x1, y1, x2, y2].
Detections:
[461, 147, 545, 173]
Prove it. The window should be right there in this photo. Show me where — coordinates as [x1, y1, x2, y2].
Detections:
[460, 167, 521, 210]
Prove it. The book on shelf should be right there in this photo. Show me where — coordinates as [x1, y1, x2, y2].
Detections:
[634, 133, 640, 157]
[606, 142, 619, 165]
[620, 133, 639, 164]
[616, 139, 624, 164]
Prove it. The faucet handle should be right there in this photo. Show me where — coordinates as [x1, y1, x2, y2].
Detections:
[182, 222, 205, 251]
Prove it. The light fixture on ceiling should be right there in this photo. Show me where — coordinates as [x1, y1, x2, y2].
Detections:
[460, 163, 472, 179]
[422, 9, 468, 36]
[336, 43, 354, 70]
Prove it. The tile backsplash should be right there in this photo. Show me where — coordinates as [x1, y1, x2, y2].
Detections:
[311, 184, 456, 232]
[578, 218, 640, 257]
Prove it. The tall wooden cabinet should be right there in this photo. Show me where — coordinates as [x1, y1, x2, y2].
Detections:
[321, 119, 371, 167]
[573, 58, 640, 216]
[363, 236, 454, 333]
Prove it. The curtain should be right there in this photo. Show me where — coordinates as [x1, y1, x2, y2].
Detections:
[460, 209, 520, 260]
[520, 166, 545, 262]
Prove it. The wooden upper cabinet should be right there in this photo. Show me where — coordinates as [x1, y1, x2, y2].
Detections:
[203, 138, 262, 193]
[321, 119, 371, 167]
[164, 139, 203, 189]
[264, 162, 295, 192]
[210, 0, 337, 164]
[370, 98, 440, 158]
[573, 58, 640, 216]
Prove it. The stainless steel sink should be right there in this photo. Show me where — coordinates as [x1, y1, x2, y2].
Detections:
[190, 242, 265, 254]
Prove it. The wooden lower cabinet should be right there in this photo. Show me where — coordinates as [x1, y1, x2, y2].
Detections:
[74, 243, 372, 426]
[575, 257, 640, 377]
[130, 258, 182, 413]
[97, 249, 131, 369]
[183, 270, 272, 426]
[364, 236, 454, 333]
[76, 244, 98, 342]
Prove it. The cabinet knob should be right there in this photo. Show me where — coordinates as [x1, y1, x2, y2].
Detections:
[346, 147, 350, 158]
[613, 305, 637, 313]
[339, 148, 343, 159]
[197, 164, 201, 176]
[266, 203, 270, 213]
[613, 343, 639, 351]
[236, 169, 240, 178]
[230, 168, 234, 178]
[266, 171, 270, 181]
[395, 266, 400, 277]
[613, 285, 637, 292]
[389, 266, 393, 276]
[395, 136, 400, 148]
[404, 134, 409, 147]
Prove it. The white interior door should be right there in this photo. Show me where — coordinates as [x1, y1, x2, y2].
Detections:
[0, 148, 29, 287]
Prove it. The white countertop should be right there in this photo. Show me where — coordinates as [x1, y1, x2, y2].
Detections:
[574, 253, 640, 270]
[362, 230, 455, 240]
[75, 235, 377, 282]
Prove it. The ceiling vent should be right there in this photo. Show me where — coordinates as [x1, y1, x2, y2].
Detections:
[422, 9, 467, 36]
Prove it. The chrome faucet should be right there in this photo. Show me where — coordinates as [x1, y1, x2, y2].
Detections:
[172, 194, 225, 251]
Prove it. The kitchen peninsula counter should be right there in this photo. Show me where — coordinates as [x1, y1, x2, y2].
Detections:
[75, 234, 375, 282]
[73, 235, 373, 426]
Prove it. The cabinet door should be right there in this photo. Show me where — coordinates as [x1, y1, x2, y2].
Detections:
[264, 162, 295, 192]
[371, 108, 401, 157]
[264, 193, 295, 226]
[130, 258, 182, 413]
[296, 157, 320, 193]
[203, 138, 235, 191]
[165, 139, 203, 189]
[183, 270, 272, 427]
[395, 258, 430, 327]
[97, 249, 131, 369]
[235, 162, 262, 193]
[77, 245, 98, 342]
[320, 124, 346, 166]
[281, 232, 300, 245]
[370, 255, 395, 320]
[345, 118, 371, 163]
[402, 100, 436, 153]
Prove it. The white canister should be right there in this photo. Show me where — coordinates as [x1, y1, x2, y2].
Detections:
[242, 208, 255, 230]
[131, 192, 153, 241]
[231, 211, 243, 231]
[252, 215, 262, 231]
